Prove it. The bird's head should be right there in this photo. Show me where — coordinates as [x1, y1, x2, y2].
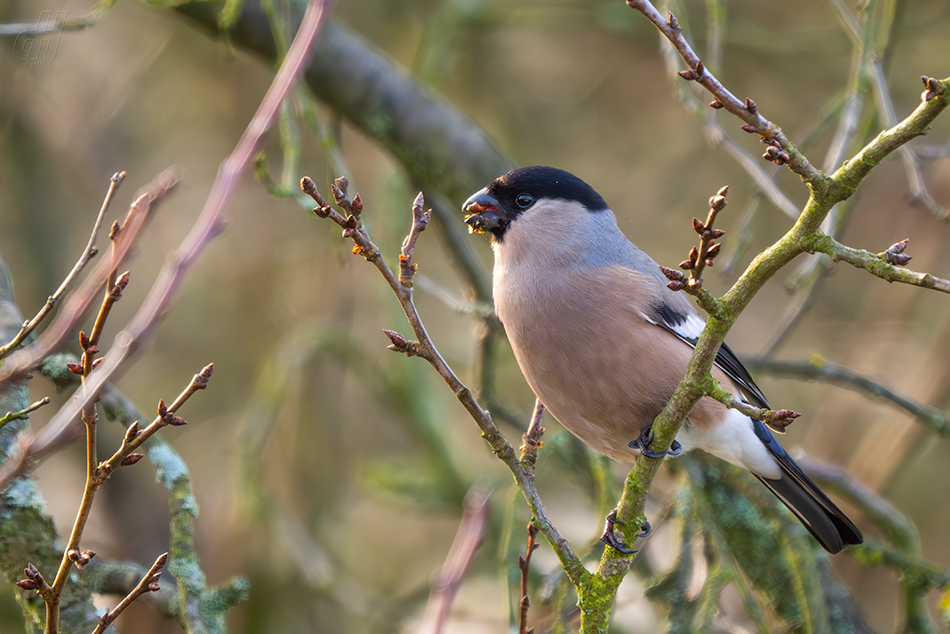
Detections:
[462, 166, 608, 242]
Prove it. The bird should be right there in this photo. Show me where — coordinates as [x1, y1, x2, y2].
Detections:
[461, 165, 863, 554]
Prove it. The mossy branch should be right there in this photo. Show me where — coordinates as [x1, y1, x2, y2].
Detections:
[582, 3, 950, 632]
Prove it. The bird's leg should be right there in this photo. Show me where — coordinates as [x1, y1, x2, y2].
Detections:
[600, 509, 651, 554]
[628, 425, 682, 458]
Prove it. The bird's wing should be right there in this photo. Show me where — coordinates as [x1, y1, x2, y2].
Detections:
[646, 298, 772, 412]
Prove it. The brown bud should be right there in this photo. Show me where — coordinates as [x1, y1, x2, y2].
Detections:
[667, 280, 685, 291]
[382, 329, 420, 356]
[745, 97, 758, 114]
[84, 345, 99, 356]
[705, 258, 716, 267]
[692, 217, 705, 233]
[707, 242, 722, 257]
[67, 549, 80, 562]
[155, 553, 169, 568]
[334, 176, 349, 194]
[92, 357, 105, 369]
[157, 399, 168, 418]
[79, 331, 91, 350]
[16, 579, 39, 590]
[109, 220, 122, 240]
[768, 409, 801, 430]
[351, 193, 363, 215]
[885, 238, 912, 265]
[121, 453, 145, 466]
[709, 229, 726, 239]
[81, 550, 96, 561]
[659, 265, 686, 282]
[679, 259, 693, 270]
[168, 416, 187, 427]
[885, 252, 912, 266]
[330, 184, 345, 204]
[196, 363, 214, 388]
[67, 362, 84, 375]
[300, 176, 316, 196]
[667, 11, 680, 30]
[115, 271, 131, 291]
[709, 99, 724, 109]
[689, 246, 699, 263]
[741, 124, 756, 133]
[677, 60, 704, 81]
[887, 238, 909, 254]
[148, 582, 161, 592]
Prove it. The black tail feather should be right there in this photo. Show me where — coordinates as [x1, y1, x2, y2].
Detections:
[755, 465, 863, 554]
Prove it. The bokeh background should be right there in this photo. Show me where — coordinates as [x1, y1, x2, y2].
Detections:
[1, 0, 949, 631]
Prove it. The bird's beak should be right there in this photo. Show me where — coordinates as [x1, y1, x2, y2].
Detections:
[462, 189, 507, 234]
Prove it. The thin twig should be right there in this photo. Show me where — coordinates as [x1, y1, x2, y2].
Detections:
[44, 260, 136, 634]
[519, 399, 545, 468]
[629, 0, 825, 186]
[707, 383, 800, 432]
[301, 178, 587, 586]
[870, 65, 945, 218]
[0, 169, 181, 385]
[0, 397, 50, 432]
[97, 364, 212, 480]
[518, 524, 540, 634]
[809, 235, 950, 295]
[22, 0, 333, 463]
[0, 171, 125, 361]
[420, 490, 490, 634]
[399, 192, 430, 288]
[656, 40, 799, 219]
[744, 357, 950, 436]
[38, 362, 210, 634]
[91, 553, 168, 634]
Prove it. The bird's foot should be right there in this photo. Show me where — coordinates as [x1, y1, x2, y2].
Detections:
[600, 509, 651, 554]
[628, 426, 682, 458]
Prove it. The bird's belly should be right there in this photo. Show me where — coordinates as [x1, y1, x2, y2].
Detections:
[496, 274, 673, 462]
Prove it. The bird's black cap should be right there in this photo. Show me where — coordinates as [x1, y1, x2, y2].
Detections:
[462, 166, 608, 240]
[488, 166, 608, 213]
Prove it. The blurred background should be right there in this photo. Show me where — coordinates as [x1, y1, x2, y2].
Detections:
[1, 0, 949, 632]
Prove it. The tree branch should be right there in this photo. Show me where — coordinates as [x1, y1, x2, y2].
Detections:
[745, 357, 950, 437]
[301, 178, 588, 588]
[22, 0, 333, 464]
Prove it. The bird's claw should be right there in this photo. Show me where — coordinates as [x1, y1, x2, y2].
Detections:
[628, 426, 682, 458]
[600, 509, 649, 554]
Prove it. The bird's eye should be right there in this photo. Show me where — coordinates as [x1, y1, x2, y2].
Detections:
[515, 193, 534, 209]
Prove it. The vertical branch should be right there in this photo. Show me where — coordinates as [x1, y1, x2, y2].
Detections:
[518, 524, 540, 634]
